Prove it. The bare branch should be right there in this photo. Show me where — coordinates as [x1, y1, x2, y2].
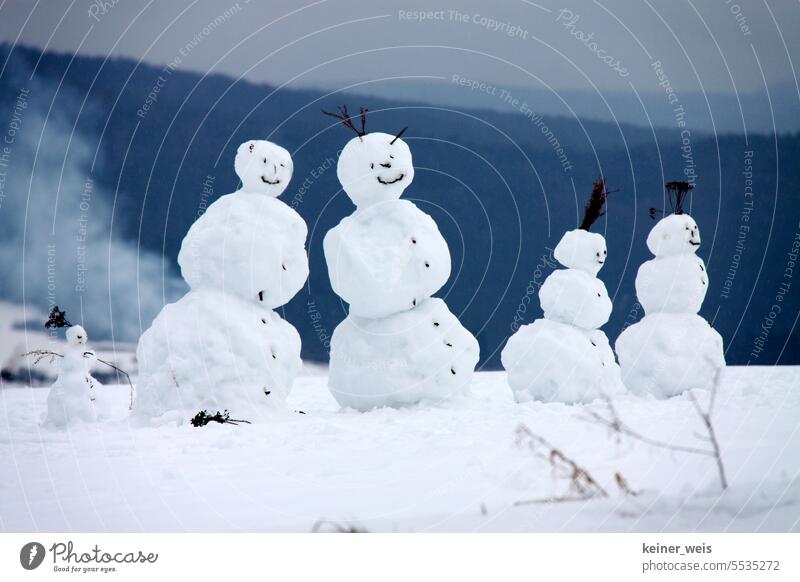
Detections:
[321, 104, 368, 138]
[514, 424, 609, 504]
[585, 383, 728, 491]
[22, 349, 64, 366]
[96, 357, 135, 411]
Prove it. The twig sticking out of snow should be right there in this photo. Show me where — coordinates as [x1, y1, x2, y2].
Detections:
[513, 424, 609, 505]
[189, 410, 251, 427]
[311, 520, 368, 533]
[585, 373, 728, 491]
[614, 472, 641, 497]
[687, 368, 728, 490]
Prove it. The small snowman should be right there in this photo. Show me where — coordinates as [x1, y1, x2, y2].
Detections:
[615, 182, 725, 398]
[135, 140, 307, 423]
[502, 179, 625, 403]
[322, 106, 479, 410]
[43, 309, 100, 427]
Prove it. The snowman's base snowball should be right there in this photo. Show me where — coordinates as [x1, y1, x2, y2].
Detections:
[328, 298, 479, 411]
[636, 254, 708, 315]
[134, 288, 301, 423]
[615, 312, 725, 399]
[324, 199, 451, 319]
[179, 192, 309, 309]
[501, 318, 624, 404]
[46, 373, 97, 428]
[539, 269, 612, 330]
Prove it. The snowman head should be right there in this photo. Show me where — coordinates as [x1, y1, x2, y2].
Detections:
[66, 325, 88, 346]
[646, 213, 701, 257]
[323, 106, 413, 208]
[234, 140, 293, 197]
[554, 229, 607, 276]
[337, 132, 414, 208]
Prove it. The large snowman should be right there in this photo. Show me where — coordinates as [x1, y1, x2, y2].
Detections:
[616, 182, 725, 398]
[322, 106, 479, 410]
[134, 140, 307, 423]
[502, 179, 625, 403]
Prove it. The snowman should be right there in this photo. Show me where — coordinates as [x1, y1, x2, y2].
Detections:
[502, 179, 625, 403]
[322, 106, 479, 410]
[46, 325, 100, 427]
[134, 140, 307, 423]
[615, 182, 724, 398]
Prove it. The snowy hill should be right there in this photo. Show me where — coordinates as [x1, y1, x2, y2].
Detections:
[1, 366, 798, 532]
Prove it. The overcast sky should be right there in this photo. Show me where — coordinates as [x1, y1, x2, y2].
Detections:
[2, 0, 798, 96]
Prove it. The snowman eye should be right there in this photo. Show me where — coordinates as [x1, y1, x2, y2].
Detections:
[370, 163, 374, 169]
[596, 252, 600, 257]
[248, 143, 254, 152]
[280, 163, 285, 167]
[389, 155, 394, 159]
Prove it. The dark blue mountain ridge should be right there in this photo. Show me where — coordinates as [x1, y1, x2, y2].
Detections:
[0, 44, 797, 367]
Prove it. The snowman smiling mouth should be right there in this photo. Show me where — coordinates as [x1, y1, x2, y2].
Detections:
[689, 240, 700, 246]
[261, 176, 281, 185]
[377, 173, 404, 185]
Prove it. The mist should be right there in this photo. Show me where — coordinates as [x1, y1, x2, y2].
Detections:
[0, 78, 184, 343]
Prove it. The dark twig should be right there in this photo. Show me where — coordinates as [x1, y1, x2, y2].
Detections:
[514, 424, 609, 505]
[650, 180, 694, 219]
[579, 177, 619, 231]
[322, 104, 368, 139]
[190, 409, 251, 427]
[22, 349, 63, 366]
[96, 357, 135, 410]
[390, 126, 408, 144]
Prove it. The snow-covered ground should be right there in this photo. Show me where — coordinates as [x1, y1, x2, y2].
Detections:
[1, 366, 798, 532]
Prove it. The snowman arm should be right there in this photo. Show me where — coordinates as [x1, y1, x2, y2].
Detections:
[22, 349, 64, 366]
[96, 357, 135, 411]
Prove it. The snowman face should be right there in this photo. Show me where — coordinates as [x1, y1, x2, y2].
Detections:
[66, 325, 88, 346]
[646, 214, 701, 257]
[337, 132, 414, 208]
[553, 229, 607, 275]
[234, 140, 293, 197]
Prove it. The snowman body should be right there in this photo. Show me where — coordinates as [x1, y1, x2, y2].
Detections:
[136, 288, 301, 421]
[502, 229, 625, 403]
[45, 325, 99, 427]
[616, 214, 725, 397]
[324, 132, 478, 410]
[324, 199, 450, 318]
[135, 141, 307, 422]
